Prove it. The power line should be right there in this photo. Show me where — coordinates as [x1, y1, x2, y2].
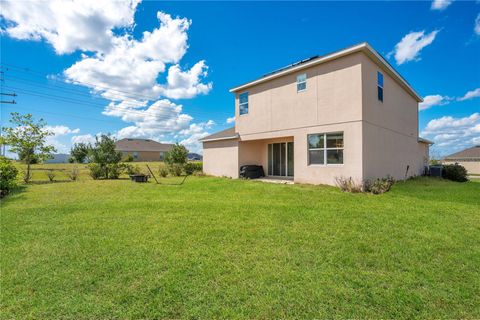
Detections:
[1, 62, 218, 105]
[3, 85, 229, 121]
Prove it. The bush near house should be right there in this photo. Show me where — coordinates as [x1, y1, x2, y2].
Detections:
[184, 162, 203, 175]
[442, 163, 468, 182]
[0, 156, 18, 197]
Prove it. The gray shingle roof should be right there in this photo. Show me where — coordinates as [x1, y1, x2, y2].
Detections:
[200, 127, 238, 142]
[444, 146, 480, 160]
[115, 138, 174, 152]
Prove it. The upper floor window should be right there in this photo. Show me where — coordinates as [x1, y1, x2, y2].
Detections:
[297, 73, 307, 92]
[377, 71, 384, 102]
[239, 92, 249, 115]
[307, 132, 344, 165]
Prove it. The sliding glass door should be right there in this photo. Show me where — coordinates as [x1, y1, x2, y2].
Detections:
[268, 142, 294, 177]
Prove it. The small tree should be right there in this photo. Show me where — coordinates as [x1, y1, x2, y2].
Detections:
[164, 143, 188, 166]
[89, 134, 122, 179]
[1, 113, 55, 183]
[70, 142, 91, 163]
[164, 143, 188, 176]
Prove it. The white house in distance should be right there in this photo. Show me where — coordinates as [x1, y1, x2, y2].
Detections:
[201, 43, 432, 186]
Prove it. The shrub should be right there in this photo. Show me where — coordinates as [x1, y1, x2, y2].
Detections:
[46, 170, 56, 182]
[159, 164, 168, 177]
[122, 154, 134, 162]
[184, 162, 203, 175]
[107, 163, 122, 179]
[88, 163, 103, 180]
[335, 176, 363, 193]
[442, 164, 468, 182]
[67, 167, 79, 181]
[164, 143, 188, 166]
[168, 163, 183, 177]
[193, 170, 206, 177]
[365, 176, 395, 194]
[0, 157, 18, 197]
[122, 163, 141, 175]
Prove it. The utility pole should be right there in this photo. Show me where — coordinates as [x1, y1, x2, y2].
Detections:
[0, 69, 18, 156]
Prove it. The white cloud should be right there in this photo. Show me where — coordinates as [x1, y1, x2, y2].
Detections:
[178, 120, 215, 153]
[226, 116, 235, 124]
[45, 125, 80, 135]
[71, 134, 96, 145]
[389, 30, 439, 65]
[63, 11, 198, 102]
[44, 125, 81, 153]
[475, 13, 480, 35]
[421, 113, 480, 154]
[419, 95, 451, 111]
[158, 61, 212, 99]
[458, 88, 480, 101]
[2, 3, 215, 153]
[0, 0, 140, 54]
[431, 0, 453, 10]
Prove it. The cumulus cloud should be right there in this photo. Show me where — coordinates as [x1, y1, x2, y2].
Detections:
[421, 113, 480, 154]
[419, 95, 451, 111]
[431, 0, 453, 10]
[178, 120, 215, 153]
[0, 0, 140, 54]
[71, 134, 96, 145]
[63, 11, 205, 101]
[44, 125, 81, 153]
[45, 125, 80, 135]
[226, 116, 235, 124]
[458, 88, 480, 101]
[2, 2, 215, 153]
[389, 30, 439, 65]
[158, 61, 212, 99]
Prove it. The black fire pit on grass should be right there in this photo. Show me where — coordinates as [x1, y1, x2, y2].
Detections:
[129, 174, 149, 183]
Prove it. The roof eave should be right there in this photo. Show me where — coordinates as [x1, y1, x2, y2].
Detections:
[200, 135, 239, 143]
[229, 42, 422, 103]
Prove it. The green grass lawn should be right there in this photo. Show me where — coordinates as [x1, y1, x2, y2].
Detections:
[1, 174, 479, 319]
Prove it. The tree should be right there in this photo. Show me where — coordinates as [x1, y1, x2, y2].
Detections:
[70, 142, 91, 163]
[89, 134, 122, 179]
[1, 113, 56, 182]
[164, 143, 188, 166]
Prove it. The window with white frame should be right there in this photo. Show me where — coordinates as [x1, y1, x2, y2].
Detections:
[377, 71, 384, 102]
[308, 132, 344, 165]
[133, 151, 139, 160]
[297, 73, 307, 92]
[239, 92, 249, 115]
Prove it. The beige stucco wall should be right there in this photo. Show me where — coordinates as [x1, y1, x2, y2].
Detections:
[203, 139, 239, 178]
[204, 50, 426, 186]
[443, 161, 480, 175]
[360, 55, 425, 180]
[235, 52, 364, 136]
[237, 122, 363, 186]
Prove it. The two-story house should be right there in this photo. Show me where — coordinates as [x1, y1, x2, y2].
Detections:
[201, 43, 432, 186]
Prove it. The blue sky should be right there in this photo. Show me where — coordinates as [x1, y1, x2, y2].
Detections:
[1, 0, 479, 156]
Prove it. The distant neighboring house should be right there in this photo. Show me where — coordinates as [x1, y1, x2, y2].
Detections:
[188, 153, 203, 161]
[201, 42, 433, 186]
[45, 154, 70, 164]
[443, 146, 480, 174]
[115, 138, 173, 162]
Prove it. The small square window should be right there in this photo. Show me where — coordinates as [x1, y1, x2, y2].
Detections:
[297, 73, 307, 92]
